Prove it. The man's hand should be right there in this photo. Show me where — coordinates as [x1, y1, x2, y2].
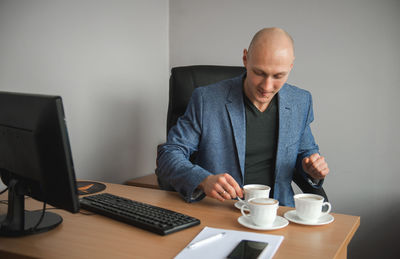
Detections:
[198, 173, 243, 202]
[302, 153, 329, 180]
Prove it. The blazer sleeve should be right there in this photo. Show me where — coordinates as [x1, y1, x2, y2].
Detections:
[156, 88, 212, 202]
[295, 92, 324, 188]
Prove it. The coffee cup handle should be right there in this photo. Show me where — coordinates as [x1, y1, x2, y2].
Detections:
[241, 204, 251, 218]
[237, 197, 245, 203]
[321, 202, 331, 215]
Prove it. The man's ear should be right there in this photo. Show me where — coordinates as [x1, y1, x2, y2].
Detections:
[242, 48, 248, 67]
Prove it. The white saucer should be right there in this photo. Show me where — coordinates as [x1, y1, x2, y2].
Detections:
[234, 200, 246, 210]
[283, 210, 334, 226]
[238, 215, 289, 230]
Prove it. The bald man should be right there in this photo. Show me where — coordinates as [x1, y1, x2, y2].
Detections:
[156, 28, 329, 207]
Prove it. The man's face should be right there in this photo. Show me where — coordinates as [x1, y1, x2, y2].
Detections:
[243, 46, 294, 111]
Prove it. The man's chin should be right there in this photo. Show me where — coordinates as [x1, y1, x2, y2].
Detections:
[257, 95, 273, 101]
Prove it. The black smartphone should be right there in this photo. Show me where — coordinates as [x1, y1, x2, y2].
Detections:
[227, 240, 268, 259]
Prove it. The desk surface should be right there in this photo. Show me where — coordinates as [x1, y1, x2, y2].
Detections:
[0, 182, 360, 259]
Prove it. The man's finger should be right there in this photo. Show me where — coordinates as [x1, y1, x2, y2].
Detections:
[311, 164, 329, 179]
[320, 167, 329, 177]
[309, 153, 320, 162]
[311, 157, 328, 172]
[303, 157, 310, 164]
[309, 157, 325, 170]
[221, 186, 235, 200]
[222, 184, 237, 199]
[224, 173, 243, 198]
[213, 177, 236, 200]
[210, 189, 225, 202]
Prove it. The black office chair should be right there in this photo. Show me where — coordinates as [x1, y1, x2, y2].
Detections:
[162, 65, 328, 201]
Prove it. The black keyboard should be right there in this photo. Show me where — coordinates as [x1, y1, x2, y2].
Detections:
[79, 193, 200, 235]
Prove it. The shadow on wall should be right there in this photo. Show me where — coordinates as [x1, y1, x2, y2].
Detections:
[348, 203, 399, 259]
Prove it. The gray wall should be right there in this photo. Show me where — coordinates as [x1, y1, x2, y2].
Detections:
[1, 0, 399, 258]
[170, 0, 400, 258]
[0, 0, 169, 184]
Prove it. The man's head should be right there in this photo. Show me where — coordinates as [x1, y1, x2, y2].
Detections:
[243, 27, 295, 112]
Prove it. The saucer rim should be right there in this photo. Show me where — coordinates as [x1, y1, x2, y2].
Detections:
[283, 210, 334, 226]
[234, 200, 248, 210]
[238, 215, 289, 230]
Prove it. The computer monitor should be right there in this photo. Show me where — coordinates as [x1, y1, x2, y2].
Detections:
[0, 91, 79, 237]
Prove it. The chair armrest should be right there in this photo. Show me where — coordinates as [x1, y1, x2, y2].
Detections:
[292, 172, 329, 202]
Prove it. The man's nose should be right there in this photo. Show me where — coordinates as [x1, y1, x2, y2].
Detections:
[261, 77, 274, 91]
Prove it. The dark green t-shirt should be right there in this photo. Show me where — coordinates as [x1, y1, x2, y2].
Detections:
[244, 94, 278, 194]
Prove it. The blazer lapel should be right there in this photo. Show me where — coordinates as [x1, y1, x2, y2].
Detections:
[225, 81, 246, 177]
[276, 84, 292, 173]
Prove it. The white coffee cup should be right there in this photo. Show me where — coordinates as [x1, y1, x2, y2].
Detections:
[294, 193, 331, 222]
[239, 184, 271, 203]
[241, 197, 279, 227]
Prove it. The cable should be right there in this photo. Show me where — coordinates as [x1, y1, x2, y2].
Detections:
[29, 202, 47, 233]
[0, 187, 8, 195]
[79, 210, 95, 216]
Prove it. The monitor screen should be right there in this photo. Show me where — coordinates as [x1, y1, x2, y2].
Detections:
[0, 91, 79, 237]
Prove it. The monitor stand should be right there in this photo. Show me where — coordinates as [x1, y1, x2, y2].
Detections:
[0, 179, 62, 237]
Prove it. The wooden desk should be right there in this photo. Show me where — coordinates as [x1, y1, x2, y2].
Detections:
[0, 182, 360, 259]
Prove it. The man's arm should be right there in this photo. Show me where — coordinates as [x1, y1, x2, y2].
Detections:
[295, 92, 329, 187]
[156, 88, 211, 202]
[156, 88, 243, 202]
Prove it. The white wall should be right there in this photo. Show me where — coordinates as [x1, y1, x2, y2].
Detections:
[0, 0, 169, 184]
[170, 0, 400, 258]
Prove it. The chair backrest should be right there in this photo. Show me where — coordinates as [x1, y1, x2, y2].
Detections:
[167, 65, 245, 135]
[165, 65, 328, 201]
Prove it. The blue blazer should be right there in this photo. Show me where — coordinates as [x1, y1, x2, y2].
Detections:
[156, 74, 322, 207]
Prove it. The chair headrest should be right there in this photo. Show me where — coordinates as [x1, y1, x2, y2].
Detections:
[167, 65, 245, 135]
